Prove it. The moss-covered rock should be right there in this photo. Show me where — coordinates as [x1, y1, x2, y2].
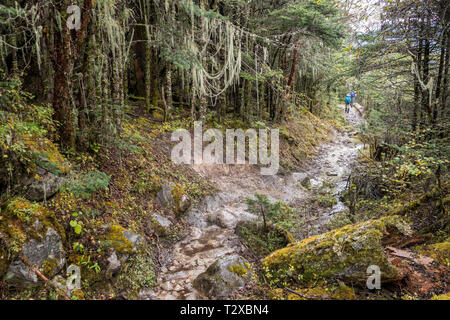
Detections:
[148, 214, 173, 236]
[193, 254, 253, 298]
[104, 224, 144, 255]
[0, 197, 66, 287]
[262, 215, 411, 286]
[22, 135, 70, 175]
[20, 135, 70, 201]
[414, 242, 450, 266]
[155, 182, 191, 215]
[171, 183, 191, 214]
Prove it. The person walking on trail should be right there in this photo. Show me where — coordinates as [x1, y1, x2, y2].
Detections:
[350, 91, 356, 107]
[344, 94, 352, 114]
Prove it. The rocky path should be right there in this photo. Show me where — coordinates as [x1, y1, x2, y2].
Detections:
[141, 104, 365, 300]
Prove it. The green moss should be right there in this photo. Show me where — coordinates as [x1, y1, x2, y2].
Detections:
[23, 134, 70, 175]
[104, 224, 134, 254]
[41, 258, 60, 277]
[288, 284, 356, 300]
[268, 288, 285, 300]
[269, 283, 356, 300]
[152, 110, 164, 121]
[71, 289, 85, 300]
[262, 215, 411, 286]
[0, 197, 66, 267]
[148, 175, 162, 194]
[430, 293, 450, 300]
[171, 183, 185, 215]
[414, 242, 450, 266]
[228, 262, 251, 277]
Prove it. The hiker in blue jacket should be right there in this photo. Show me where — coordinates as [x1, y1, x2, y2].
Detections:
[350, 91, 356, 107]
[344, 94, 352, 113]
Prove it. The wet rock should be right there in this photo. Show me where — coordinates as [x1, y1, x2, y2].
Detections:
[193, 254, 252, 298]
[208, 210, 236, 228]
[262, 215, 412, 285]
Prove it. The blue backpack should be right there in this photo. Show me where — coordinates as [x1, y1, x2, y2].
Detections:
[344, 95, 352, 104]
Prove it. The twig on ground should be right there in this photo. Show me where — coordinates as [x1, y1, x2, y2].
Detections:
[284, 287, 317, 300]
[18, 253, 71, 300]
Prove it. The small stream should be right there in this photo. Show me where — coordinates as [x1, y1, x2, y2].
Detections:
[140, 104, 365, 300]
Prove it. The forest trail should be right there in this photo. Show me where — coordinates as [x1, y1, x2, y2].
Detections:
[141, 104, 365, 300]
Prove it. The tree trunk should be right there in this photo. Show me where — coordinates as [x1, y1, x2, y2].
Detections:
[51, 0, 93, 149]
[442, 30, 450, 118]
[412, 38, 423, 132]
[434, 32, 446, 123]
[145, 41, 152, 108]
[164, 63, 173, 121]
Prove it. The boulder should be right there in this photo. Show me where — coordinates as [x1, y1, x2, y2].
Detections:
[149, 214, 173, 236]
[178, 194, 191, 213]
[208, 210, 236, 229]
[262, 215, 412, 285]
[156, 182, 191, 215]
[105, 224, 145, 257]
[105, 250, 121, 279]
[5, 227, 65, 287]
[20, 136, 70, 202]
[103, 224, 145, 266]
[193, 254, 252, 298]
[22, 166, 63, 202]
[156, 182, 175, 207]
[0, 197, 66, 288]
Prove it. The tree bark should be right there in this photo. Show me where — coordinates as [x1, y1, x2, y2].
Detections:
[51, 0, 93, 149]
